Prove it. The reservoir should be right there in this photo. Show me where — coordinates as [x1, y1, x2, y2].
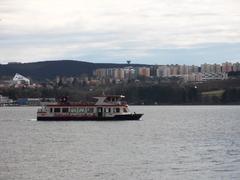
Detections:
[0, 106, 240, 179]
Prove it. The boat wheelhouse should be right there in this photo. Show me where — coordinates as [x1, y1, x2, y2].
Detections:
[37, 95, 143, 121]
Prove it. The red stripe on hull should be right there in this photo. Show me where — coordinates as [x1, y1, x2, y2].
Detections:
[37, 114, 143, 121]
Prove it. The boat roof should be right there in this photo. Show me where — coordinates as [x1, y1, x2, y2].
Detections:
[93, 95, 125, 98]
[46, 104, 127, 107]
[44, 95, 127, 107]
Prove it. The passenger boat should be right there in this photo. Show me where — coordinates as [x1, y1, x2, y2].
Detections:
[37, 95, 143, 121]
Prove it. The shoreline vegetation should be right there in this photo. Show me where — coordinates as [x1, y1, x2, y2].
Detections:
[1, 79, 240, 106]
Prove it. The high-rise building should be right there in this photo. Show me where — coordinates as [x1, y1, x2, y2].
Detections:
[95, 69, 107, 79]
[233, 62, 240, 72]
[222, 62, 233, 73]
[163, 67, 171, 77]
[179, 64, 189, 75]
[138, 67, 151, 77]
[169, 65, 179, 76]
[213, 64, 221, 73]
[124, 67, 136, 80]
[106, 68, 114, 78]
[114, 68, 125, 80]
[201, 63, 211, 73]
[156, 66, 165, 77]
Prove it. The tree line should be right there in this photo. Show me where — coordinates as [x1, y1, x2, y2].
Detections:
[1, 81, 240, 105]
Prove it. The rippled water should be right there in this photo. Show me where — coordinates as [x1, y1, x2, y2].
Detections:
[1, 106, 240, 179]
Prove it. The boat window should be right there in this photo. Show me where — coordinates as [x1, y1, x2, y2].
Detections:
[113, 108, 120, 113]
[78, 108, 85, 113]
[54, 108, 60, 113]
[62, 108, 68, 113]
[87, 108, 94, 113]
[70, 108, 77, 113]
[50, 108, 53, 113]
[123, 108, 128, 113]
[104, 108, 111, 113]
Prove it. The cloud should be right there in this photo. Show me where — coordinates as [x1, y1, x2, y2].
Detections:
[0, 0, 240, 63]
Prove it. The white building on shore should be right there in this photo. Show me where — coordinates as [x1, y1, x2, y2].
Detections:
[12, 73, 30, 85]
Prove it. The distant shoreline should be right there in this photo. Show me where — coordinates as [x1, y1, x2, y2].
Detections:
[1, 104, 240, 107]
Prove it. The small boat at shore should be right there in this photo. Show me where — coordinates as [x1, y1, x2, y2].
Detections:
[37, 95, 143, 121]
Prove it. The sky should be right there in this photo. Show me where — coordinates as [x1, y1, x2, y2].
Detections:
[0, 0, 240, 65]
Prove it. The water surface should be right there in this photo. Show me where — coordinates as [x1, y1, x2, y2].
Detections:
[0, 106, 240, 179]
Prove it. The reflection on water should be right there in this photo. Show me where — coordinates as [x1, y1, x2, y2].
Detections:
[0, 106, 240, 179]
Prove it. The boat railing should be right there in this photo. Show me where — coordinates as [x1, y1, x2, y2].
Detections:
[112, 101, 127, 105]
[104, 100, 128, 105]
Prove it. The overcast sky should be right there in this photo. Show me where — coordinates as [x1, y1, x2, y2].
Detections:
[0, 0, 240, 65]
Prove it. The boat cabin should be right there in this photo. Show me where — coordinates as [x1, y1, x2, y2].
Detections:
[39, 95, 130, 118]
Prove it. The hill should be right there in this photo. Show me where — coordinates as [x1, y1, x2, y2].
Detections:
[0, 60, 147, 80]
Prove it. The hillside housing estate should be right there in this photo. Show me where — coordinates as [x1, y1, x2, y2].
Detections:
[94, 62, 240, 83]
